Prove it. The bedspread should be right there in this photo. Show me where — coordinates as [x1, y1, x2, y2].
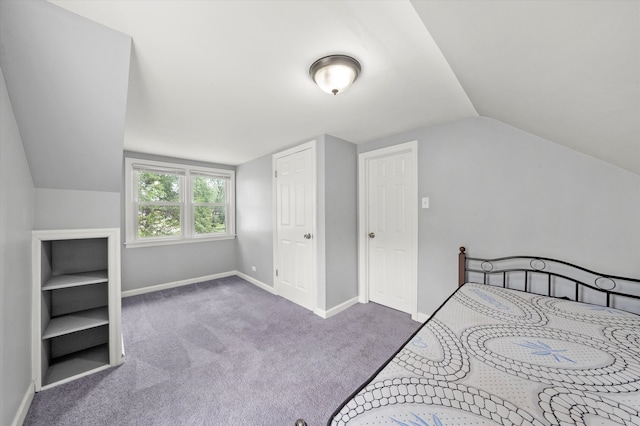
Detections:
[329, 283, 640, 425]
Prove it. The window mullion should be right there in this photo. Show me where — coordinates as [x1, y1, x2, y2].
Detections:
[182, 174, 189, 239]
[138, 202, 182, 207]
[192, 202, 226, 207]
[132, 170, 140, 243]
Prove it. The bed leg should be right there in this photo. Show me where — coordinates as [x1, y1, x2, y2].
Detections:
[458, 246, 466, 287]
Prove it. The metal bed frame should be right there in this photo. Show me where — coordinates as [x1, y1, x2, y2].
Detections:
[458, 246, 640, 311]
[304, 247, 640, 425]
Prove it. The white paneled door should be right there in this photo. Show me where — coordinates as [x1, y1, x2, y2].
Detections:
[274, 144, 315, 311]
[361, 142, 417, 316]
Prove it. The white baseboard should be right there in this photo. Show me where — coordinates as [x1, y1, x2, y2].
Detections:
[11, 382, 34, 426]
[413, 312, 429, 323]
[121, 271, 236, 298]
[233, 271, 276, 295]
[314, 296, 359, 319]
[121, 271, 276, 298]
[120, 271, 362, 320]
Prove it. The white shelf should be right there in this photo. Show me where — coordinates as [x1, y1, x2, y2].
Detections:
[42, 306, 109, 340]
[43, 344, 110, 387]
[42, 270, 108, 291]
[33, 228, 122, 391]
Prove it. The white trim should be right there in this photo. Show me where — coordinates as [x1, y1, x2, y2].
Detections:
[358, 153, 367, 305]
[31, 234, 42, 391]
[124, 234, 236, 249]
[32, 227, 120, 240]
[10, 382, 34, 426]
[31, 228, 123, 390]
[121, 270, 358, 320]
[272, 140, 317, 313]
[107, 229, 123, 368]
[121, 271, 276, 298]
[414, 312, 430, 323]
[39, 365, 112, 391]
[358, 141, 419, 319]
[314, 296, 359, 319]
[234, 271, 277, 295]
[121, 333, 126, 358]
[124, 157, 236, 247]
[121, 271, 236, 297]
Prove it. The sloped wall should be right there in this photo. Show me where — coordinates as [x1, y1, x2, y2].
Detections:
[0, 66, 35, 426]
[359, 116, 640, 315]
[0, 0, 131, 193]
[0, 3, 131, 420]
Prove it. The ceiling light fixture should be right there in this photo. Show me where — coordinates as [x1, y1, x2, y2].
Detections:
[309, 55, 361, 95]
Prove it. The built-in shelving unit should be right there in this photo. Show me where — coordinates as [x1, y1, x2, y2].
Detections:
[32, 228, 123, 391]
[41, 270, 108, 291]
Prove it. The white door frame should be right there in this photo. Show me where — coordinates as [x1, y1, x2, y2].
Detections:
[358, 140, 418, 320]
[272, 140, 317, 312]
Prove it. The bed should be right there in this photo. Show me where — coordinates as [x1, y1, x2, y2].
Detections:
[326, 247, 640, 426]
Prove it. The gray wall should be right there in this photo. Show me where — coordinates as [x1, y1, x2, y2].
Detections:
[235, 136, 358, 312]
[235, 154, 274, 286]
[0, 66, 35, 426]
[121, 152, 237, 292]
[122, 240, 237, 291]
[316, 137, 327, 309]
[307, 135, 359, 311]
[0, 0, 131, 193]
[359, 116, 640, 315]
[323, 135, 358, 309]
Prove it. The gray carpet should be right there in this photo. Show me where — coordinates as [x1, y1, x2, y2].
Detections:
[24, 276, 420, 425]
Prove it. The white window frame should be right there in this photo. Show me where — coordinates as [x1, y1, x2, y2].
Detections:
[125, 157, 235, 248]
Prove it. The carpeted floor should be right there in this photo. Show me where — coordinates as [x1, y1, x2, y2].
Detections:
[24, 276, 421, 425]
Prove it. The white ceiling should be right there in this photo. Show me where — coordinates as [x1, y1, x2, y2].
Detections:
[50, 0, 639, 174]
[412, 0, 640, 176]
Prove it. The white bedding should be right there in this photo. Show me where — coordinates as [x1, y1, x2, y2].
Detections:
[329, 283, 640, 425]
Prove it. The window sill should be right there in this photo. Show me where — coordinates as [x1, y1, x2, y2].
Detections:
[124, 234, 236, 249]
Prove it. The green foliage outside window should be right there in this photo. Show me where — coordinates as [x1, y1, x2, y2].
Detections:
[136, 172, 227, 238]
[137, 172, 181, 237]
[138, 205, 181, 237]
[193, 176, 226, 234]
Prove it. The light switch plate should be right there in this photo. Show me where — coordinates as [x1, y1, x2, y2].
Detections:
[422, 197, 429, 208]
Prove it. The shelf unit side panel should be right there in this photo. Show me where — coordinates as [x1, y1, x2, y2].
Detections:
[107, 231, 123, 367]
[41, 291, 52, 336]
[40, 241, 52, 286]
[40, 340, 51, 390]
[32, 236, 44, 390]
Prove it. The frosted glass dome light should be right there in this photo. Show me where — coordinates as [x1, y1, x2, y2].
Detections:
[309, 55, 361, 95]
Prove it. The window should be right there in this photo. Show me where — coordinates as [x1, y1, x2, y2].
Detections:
[125, 158, 235, 247]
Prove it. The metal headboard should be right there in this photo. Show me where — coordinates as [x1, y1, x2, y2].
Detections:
[458, 246, 640, 313]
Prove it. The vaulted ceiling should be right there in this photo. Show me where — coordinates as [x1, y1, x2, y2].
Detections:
[33, 1, 640, 176]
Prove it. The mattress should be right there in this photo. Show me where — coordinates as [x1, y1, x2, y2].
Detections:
[329, 282, 640, 425]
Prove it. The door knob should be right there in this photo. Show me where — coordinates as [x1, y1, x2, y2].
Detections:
[368, 232, 375, 238]
[304, 233, 312, 239]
